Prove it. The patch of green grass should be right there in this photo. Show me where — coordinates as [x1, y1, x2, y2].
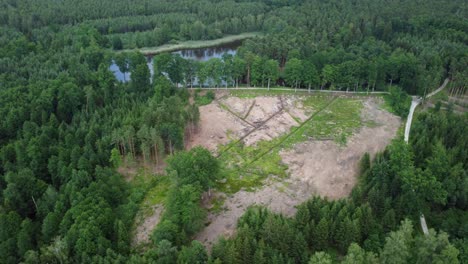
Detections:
[129, 171, 172, 232]
[335, 132, 348, 147]
[380, 97, 394, 114]
[284, 97, 362, 146]
[301, 95, 334, 109]
[194, 90, 215, 106]
[145, 177, 172, 205]
[216, 140, 288, 194]
[138, 176, 172, 216]
[195, 95, 213, 106]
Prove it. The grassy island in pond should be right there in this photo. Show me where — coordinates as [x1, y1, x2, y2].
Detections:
[121, 32, 262, 55]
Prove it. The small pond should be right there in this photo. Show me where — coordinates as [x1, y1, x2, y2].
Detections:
[110, 40, 241, 83]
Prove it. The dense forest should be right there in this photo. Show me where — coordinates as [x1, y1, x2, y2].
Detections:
[0, 0, 467, 263]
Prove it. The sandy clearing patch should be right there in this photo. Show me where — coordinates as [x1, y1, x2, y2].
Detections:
[281, 98, 400, 199]
[283, 96, 309, 122]
[220, 97, 256, 118]
[196, 178, 310, 249]
[243, 111, 298, 146]
[133, 205, 163, 246]
[196, 97, 401, 249]
[190, 95, 304, 149]
[245, 96, 282, 124]
[187, 102, 251, 152]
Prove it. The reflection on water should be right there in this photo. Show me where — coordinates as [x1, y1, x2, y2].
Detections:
[173, 46, 236, 62]
[109, 61, 130, 82]
[110, 41, 240, 83]
[110, 59, 154, 83]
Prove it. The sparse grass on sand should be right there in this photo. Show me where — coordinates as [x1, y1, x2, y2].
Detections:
[132, 172, 172, 217]
[285, 97, 362, 145]
[215, 94, 363, 194]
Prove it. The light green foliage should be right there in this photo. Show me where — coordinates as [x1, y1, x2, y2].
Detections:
[265, 59, 280, 89]
[205, 58, 224, 87]
[177, 240, 208, 264]
[251, 55, 265, 86]
[110, 148, 123, 168]
[232, 56, 246, 87]
[194, 90, 215, 106]
[155, 240, 178, 264]
[414, 230, 459, 264]
[309, 251, 333, 264]
[140, 176, 172, 214]
[321, 65, 337, 89]
[381, 219, 460, 264]
[303, 60, 320, 90]
[284, 58, 303, 88]
[342, 243, 378, 264]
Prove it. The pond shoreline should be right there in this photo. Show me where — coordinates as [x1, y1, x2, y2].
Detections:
[118, 32, 261, 55]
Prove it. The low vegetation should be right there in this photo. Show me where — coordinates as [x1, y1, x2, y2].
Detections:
[194, 90, 216, 106]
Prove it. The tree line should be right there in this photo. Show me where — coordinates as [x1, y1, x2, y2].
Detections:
[116, 47, 443, 96]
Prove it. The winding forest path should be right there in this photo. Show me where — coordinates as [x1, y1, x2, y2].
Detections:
[404, 78, 449, 235]
[404, 98, 421, 142]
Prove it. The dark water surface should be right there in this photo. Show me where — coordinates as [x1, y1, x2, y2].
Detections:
[110, 40, 241, 82]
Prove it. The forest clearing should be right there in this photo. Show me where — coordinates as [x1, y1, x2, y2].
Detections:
[2, 0, 466, 263]
[134, 91, 401, 248]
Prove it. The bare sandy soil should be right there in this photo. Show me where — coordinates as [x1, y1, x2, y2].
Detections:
[221, 97, 256, 118]
[186, 102, 251, 152]
[195, 97, 401, 249]
[281, 99, 400, 199]
[283, 97, 309, 122]
[133, 205, 163, 246]
[243, 97, 282, 123]
[189, 95, 309, 150]
[243, 111, 298, 146]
